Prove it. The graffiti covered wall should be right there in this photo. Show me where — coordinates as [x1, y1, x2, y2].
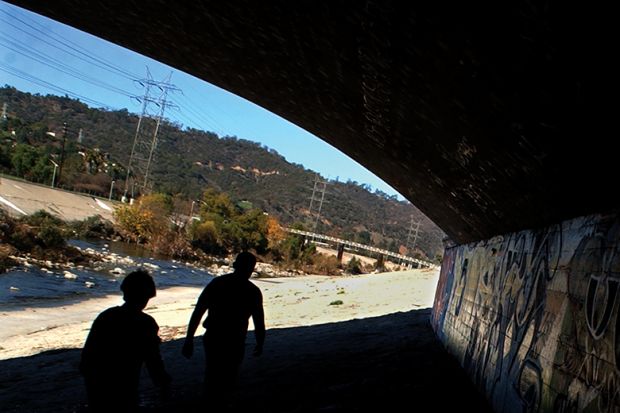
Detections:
[431, 212, 620, 412]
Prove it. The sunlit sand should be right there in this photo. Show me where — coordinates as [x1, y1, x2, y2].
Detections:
[1, 269, 438, 360]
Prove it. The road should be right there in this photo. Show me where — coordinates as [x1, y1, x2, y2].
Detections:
[0, 175, 117, 222]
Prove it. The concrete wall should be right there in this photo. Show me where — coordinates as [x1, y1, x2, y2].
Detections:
[431, 212, 620, 412]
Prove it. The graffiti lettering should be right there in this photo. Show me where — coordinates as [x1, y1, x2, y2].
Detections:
[431, 214, 620, 412]
[518, 360, 542, 413]
[586, 275, 619, 340]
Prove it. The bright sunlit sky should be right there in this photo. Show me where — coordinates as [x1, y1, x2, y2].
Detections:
[0, 1, 406, 200]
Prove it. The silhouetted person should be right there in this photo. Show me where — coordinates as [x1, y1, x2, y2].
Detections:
[80, 269, 171, 412]
[182, 251, 265, 410]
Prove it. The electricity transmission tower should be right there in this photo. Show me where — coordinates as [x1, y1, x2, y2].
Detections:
[307, 174, 329, 235]
[398, 216, 421, 266]
[406, 217, 421, 254]
[123, 69, 179, 200]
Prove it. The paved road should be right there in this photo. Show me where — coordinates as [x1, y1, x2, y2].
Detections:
[0, 176, 117, 222]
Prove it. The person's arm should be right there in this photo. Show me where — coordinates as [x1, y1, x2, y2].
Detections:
[182, 287, 209, 358]
[144, 318, 171, 389]
[252, 289, 265, 356]
[79, 314, 103, 376]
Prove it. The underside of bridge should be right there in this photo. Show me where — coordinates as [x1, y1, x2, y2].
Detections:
[8, 1, 619, 412]
[8, 0, 617, 246]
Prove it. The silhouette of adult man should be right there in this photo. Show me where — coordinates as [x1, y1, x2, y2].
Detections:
[80, 269, 171, 412]
[182, 251, 265, 409]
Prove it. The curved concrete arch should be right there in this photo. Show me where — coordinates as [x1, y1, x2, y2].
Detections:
[8, 1, 616, 244]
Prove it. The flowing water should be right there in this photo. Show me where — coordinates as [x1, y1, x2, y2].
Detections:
[0, 239, 214, 310]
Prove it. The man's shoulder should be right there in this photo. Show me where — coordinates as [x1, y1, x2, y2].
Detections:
[139, 311, 159, 328]
[97, 306, 157, 328]
[207, 274, 231, 288]
[96, 305, 122, 320]
[247, 280, 262, 295]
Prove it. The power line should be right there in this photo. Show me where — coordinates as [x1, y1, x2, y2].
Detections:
[0, 5, 229, 138]
[0, 62, 112, 108]
[168, 96, 224, 136]
[0, 34, 138, 98]
[174, 92, 227, 134]
[0, 9, 139, 80]
[0, 18, 136, 82]
[7, 6, 143, 79]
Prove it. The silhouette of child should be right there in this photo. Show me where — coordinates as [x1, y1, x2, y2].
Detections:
[80, 269, 171, 412]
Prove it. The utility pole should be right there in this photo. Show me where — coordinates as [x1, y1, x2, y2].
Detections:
[50, 159, 59, 188]
[109, 180, 115, 200]
[123, 69, 179, 201]
[57, 122, 68, 185]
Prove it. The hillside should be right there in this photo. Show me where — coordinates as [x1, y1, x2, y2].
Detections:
[0, 86, 445, 260]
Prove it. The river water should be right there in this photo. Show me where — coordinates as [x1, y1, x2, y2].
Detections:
[0, 239, 215, 310]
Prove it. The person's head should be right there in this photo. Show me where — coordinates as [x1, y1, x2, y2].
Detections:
[120, 269, 156, 309]
[232, 251, 257, 279]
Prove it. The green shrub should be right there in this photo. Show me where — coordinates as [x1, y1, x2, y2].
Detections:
[37, 223, 66, 248]
[190, 220, 223, 254]
[345, 256, 363, 274]
[9, 226, 36, 251]
[20, 210, 63, 228]
[69, 215, 115, 238]
[312, 253, 341, 275]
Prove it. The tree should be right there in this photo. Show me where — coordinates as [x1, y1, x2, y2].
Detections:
[114, 193, 173, 243]
[10, 144, 52, 182]
[200, 188, 236, 221]
[266, 216, 286, 249]
[190, 188, 272, 254]
[229, 208, 269, 253]
[355, 230, 371, 245]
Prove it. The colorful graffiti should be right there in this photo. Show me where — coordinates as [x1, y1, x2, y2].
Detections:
[431, 213, 620, 412]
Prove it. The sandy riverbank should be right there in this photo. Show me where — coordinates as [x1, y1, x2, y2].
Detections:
[1, 268, 438, 360]
[0, 268, 494, 412]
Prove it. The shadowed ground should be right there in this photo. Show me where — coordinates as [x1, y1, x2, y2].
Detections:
[0, 309, 492, 412]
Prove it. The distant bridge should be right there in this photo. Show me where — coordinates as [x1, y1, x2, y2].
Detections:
[285, 228, 438, 269]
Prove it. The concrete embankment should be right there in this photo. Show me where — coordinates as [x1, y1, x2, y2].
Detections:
[0, 176, 117, 222]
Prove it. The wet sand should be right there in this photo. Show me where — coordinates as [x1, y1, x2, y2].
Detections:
[0, 269, 492, 412]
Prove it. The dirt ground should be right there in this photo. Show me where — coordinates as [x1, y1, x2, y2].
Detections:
[0, 310, 492, 413]
[0, 269, 493, 412]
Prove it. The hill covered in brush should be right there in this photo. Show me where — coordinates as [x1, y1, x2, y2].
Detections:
[0, 86, 445, 260]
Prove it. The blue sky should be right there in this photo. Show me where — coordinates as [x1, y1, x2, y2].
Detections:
[0, 1, 406, 200]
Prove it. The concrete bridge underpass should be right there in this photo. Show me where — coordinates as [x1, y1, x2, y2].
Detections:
[7, 1, 619, 412]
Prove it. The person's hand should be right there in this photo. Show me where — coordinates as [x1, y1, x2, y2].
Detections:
[182, 339, 194, 359]
[253, 344, 263, 357]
